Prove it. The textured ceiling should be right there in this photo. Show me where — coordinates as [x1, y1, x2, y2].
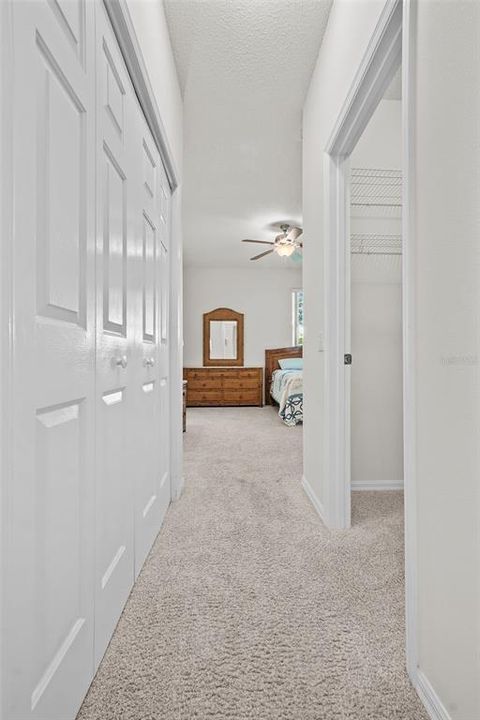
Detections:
[164, 0, 333, 268]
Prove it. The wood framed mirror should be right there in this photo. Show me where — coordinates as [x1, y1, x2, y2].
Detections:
[203, 308, 244, 367]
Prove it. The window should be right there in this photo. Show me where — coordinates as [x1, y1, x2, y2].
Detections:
[292, 289, 304, 346]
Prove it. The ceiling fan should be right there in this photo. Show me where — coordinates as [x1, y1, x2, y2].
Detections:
[242, 224, 303, 261]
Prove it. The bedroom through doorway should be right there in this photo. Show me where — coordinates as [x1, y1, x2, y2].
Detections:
[182, 278, 305, 430]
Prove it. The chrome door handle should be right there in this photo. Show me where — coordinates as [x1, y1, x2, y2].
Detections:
[115, 355, 128, 369]
[144, 357, 155, 367]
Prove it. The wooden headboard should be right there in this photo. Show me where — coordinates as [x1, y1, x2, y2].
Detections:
[264, 346, 303, 405]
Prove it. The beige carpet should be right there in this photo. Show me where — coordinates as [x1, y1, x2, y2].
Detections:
[78, 406, 427, 720]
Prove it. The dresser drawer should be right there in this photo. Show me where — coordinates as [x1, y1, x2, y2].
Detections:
[233, 369, 261, 380]
[185, 370, 224, 382]
[223, 390, 261, 406]
[223, 378, 260, 390]
[188, 379, 220, 390]
[187, 389, 223, 406]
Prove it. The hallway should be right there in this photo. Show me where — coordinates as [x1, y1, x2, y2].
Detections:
[78, 408, 427, 720]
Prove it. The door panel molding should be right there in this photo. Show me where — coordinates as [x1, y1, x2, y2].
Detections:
[47, 0, 86, 66]
[36, 32, 87, 326]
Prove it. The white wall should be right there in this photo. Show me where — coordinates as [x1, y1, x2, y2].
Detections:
[350, 99, 403, 489]
[350, 98, 402, 169]
[302, 0, 388, 518]
[303, 1, 480, 718]
[183, 266, 302, 368]
[414, 2, 480, 718]
[350, 258, 403, 488]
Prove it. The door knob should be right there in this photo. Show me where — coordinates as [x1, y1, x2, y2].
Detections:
[115, 355, 128, 369]
[144, 357, 155, 367]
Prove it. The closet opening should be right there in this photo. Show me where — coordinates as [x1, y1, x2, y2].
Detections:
[348, 89, 404, 497]
[322, 0, 417, 679]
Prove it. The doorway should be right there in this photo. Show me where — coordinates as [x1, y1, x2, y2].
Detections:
[323, 0, 417, 680]
[349, 110, 403, 494]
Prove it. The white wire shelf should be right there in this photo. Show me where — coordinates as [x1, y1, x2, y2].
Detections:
[351, 233, 402, 256]
[351, 167, 402, 217]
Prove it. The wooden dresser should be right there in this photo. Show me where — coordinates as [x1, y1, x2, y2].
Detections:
[183, 367, 263, 407]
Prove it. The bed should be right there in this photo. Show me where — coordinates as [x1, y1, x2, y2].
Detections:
[265, 346, 303, 426]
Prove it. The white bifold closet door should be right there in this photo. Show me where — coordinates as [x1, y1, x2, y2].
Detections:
[94, 5, 137, 666]
[5, 1, 172, 718]
[132, 110, 171, 576]
[94, 4, 172, 666]
[7, 1, 97, 719]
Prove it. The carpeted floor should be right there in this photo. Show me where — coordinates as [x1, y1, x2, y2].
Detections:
[77, 406, 427, 720]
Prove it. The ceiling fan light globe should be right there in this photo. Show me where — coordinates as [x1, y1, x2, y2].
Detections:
[276, 243, 296, 257]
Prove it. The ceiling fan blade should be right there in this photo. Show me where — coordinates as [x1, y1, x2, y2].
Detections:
[250, 249, 274, 261]
[287, 227, 302, 242]
[242, 239, 275, 245]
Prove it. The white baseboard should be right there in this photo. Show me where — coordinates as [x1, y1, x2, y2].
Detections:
[302, 476, 328, 525]
[414, 669, 452, 720]
[172, 474, 185, 501]
[351, 479, 404, 491]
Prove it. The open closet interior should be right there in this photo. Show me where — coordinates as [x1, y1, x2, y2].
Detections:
[349, 93, 404, 491]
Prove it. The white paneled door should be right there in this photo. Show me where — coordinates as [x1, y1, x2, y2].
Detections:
[94, 4, 172, 665]
[5, 1, 173, 718]
[132, 112, 171, 574]
[7, 1, 96, 718]
[94, 5, 137, 667]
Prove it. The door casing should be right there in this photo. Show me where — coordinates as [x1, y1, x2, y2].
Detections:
[0, 0, 15, 714]
[322, 0, 418, 687]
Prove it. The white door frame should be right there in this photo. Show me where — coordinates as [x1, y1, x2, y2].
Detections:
[104, 0, 184, 501]
[323, 0, 418, 679]
[0, 1, 14, 712]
